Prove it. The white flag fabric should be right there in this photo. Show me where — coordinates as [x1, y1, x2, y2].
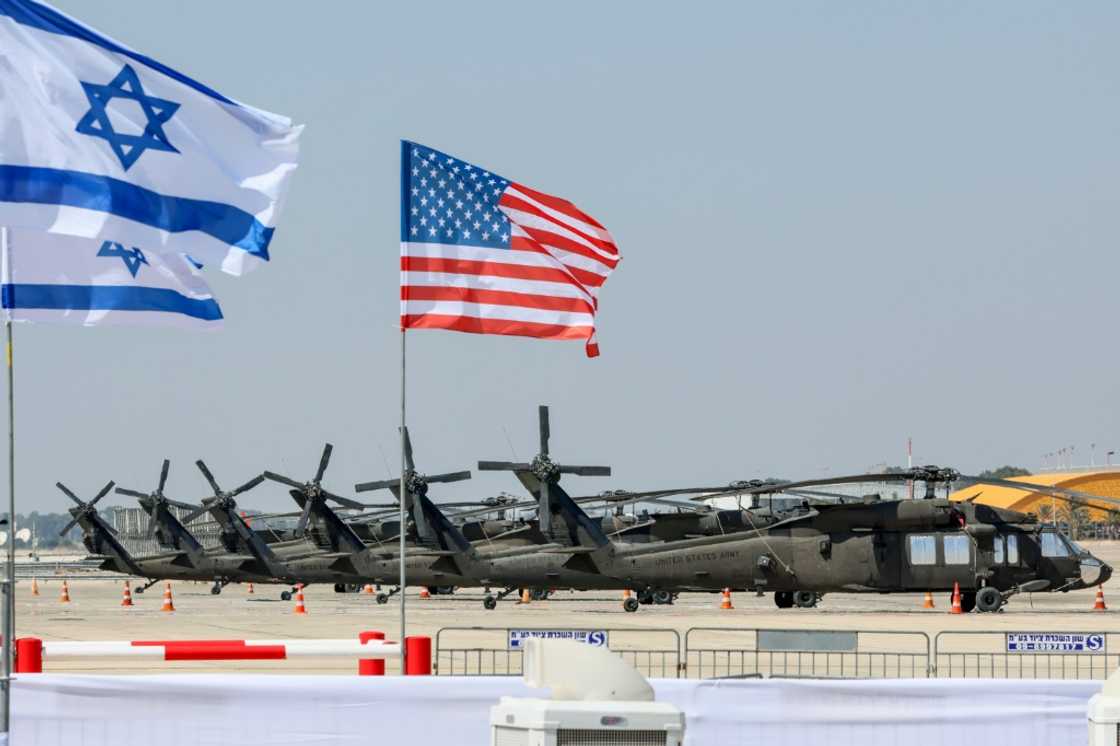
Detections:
[1, 228, 222, 329]
[0, 0, 302, 276]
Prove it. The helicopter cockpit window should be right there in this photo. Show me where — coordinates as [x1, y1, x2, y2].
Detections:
[908, 535, 936, 565]
[994, 537, 1005, 564]
[943, 535, 970, 565]
[1040, 531, 1070, 558]
[1007, 534, 1019, 564]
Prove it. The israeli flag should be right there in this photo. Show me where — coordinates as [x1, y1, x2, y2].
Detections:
[0, 0, 302, 276]
[1, 228, 222, 329]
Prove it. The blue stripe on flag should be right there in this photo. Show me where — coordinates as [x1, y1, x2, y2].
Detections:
[2, 284, 223, 321]
[0, 0, 236, 106]
[0, 166, 273, 259]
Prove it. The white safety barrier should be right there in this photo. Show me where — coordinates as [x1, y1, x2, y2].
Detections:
[9, 674, 1101, 746]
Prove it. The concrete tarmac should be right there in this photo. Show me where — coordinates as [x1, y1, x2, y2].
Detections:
[13, 541, 1118, 675]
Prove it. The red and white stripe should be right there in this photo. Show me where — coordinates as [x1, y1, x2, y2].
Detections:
[401, 183, 620, 357]
[38, 638, 402, 661]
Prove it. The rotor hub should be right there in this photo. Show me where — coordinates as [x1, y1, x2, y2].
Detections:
[406, 472, 428, 497]
[531, 454, 560, 483]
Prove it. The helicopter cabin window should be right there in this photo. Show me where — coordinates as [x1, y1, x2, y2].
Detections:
[994, 537, 1004, 564]
[1040, 531, 1070, 558]
[943, 535, 970, 565]
[1006, 534, 1019, 564]
[908, 535, 936, 565]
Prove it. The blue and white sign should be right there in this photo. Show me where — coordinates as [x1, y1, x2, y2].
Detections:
[508, 629, 608, 650]
[1006, 633, 1106, 654]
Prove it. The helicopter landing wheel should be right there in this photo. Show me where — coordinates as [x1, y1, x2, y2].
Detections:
[793, 591, 818, 608]
[210, 584, 222, 596]
[652, 590, 673, 605]
[623, 597, 640, 613]
[483, 595, 497, 610]
[280, 590, 292, 602]
[976, 587, 1002, 613]
[375, 592, 389, 605]
[774, 591, 794, 609]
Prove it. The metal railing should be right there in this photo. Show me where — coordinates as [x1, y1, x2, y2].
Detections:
[434, 627, 681, 678]
[933, 631, 1120, 679]
[435, 626, 1120, 680]
[685, 627, 931, 679]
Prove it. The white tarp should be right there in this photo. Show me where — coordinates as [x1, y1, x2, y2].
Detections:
[12, 674, 1100, 745]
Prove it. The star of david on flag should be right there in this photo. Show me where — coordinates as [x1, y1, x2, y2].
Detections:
[400, 141, 621, 357]
[75, 64, 180, 171]
[0, 0, 302, 276]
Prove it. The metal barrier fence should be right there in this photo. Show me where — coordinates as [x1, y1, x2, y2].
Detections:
[933, 631, 1120, 680]
[685, 628, 931, 679]
[435, 626, 1120, 680]
[434, 627, 681, 678]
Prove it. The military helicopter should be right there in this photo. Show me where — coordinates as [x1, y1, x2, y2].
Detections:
[61, 470, 279, 591]
[467, 407, 1116, 612]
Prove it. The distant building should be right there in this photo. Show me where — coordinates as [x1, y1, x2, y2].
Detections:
[949, 470, 1120, 523]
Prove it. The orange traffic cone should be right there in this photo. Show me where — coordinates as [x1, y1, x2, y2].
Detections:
[30, 578, 39, 597]
[623, 589, 631, 600]
[1093, 585, 1108, 611]
[293, 584, 308, 615]
[160, 582, 175, 612]
[518, 588, 531, 604]
[247, 582, 254, 595]
[923, 591, 935, 609]
[720, 588, 734, 610]
[59, 580, 71, 603]
[121, 581, 134, 607]
[950, 582, 963, 615]
[419, 587, 431, 600]
[363, 584, 374, 595]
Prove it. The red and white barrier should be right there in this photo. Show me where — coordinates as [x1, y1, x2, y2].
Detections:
[12, 633, 432, 676]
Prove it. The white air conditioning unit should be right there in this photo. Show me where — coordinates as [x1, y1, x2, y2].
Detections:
[1089, 667, 1120, 745]
[490, 638, 684, 746]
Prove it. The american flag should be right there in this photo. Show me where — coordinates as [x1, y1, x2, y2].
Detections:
[399, 141, 620, 357]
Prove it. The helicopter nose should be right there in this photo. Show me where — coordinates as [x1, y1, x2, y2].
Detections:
[1079, 558, 1110, 588]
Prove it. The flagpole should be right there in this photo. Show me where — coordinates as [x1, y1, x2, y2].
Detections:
[1, 226, 13, 741]
[398, 327, 407, 673]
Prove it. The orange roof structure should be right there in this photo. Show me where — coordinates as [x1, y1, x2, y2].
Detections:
[949, 471, 1120, 520]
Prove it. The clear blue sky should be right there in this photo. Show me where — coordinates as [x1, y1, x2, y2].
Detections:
[19, 1, 1120, 513]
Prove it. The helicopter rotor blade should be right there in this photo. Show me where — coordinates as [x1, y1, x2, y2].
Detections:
[263, 471, 304, 490]
[180, 504, 210, 525]
[425, 470, 472, 485]
[295, 499, 314, 536]
[58, 518, 79, 537]
[321, 492, 366, 510]
[354, 477, 399, 493]
[158, 459, 170, 494]
[401, 427, 415, 473]
[55, 482, 82, 506]
[315, 443, 333, 484]
[539, 405, 550, 456]
[195, 460, 222, 495]
[230, 474, 265, 497]
[90, 481, 115, 507]
[114, 487, 148, 499]
[558, 465, 611, 477]
[477, 461, 532, 472]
